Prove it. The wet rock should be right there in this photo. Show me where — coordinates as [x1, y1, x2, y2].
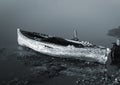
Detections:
[7, 78, 18, 85]
[13, 47, 120, 84]
[7, 78, 29, 85]
[31, 66, 47, 73]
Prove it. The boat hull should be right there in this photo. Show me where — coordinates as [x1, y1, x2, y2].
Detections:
[17, 29, 110, 64]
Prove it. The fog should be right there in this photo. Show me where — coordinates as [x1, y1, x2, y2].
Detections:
[0, 0, 120, 47]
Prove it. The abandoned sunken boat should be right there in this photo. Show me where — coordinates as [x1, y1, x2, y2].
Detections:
[17, 29, 110, 64]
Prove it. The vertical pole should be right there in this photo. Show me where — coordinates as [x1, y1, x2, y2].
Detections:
[74, 30, 77, 39]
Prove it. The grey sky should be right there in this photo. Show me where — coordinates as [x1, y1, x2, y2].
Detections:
[0, 0, 120, 47]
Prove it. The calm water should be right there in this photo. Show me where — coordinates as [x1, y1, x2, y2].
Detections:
[1, 1, 120, 84]
[0, 0, 116, 48]
[0, 0, 120, 48]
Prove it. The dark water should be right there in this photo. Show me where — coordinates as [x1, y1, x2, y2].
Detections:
[0, 46, 120, 85]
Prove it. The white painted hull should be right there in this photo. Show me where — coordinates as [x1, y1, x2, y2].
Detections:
[17, 29, 110, 64]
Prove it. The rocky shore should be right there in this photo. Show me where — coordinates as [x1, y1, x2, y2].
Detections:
[0, 47, 120, 85]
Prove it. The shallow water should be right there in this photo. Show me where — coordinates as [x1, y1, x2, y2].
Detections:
[0, 46, 120, 85]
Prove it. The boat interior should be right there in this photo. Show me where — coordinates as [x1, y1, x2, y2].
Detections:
[20, 29, 84, 48]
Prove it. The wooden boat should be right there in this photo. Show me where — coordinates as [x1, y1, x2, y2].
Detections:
[17, 28, 110, 64]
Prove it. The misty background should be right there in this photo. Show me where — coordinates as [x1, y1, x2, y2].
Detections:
[0, 0, 120, 48]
